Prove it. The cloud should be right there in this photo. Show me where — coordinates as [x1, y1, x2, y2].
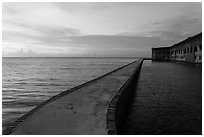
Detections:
[2, 2, 202, 57]
[3, 49, 39, 57]
[141, 15, 202, 42]
[3, 20, 81, 46]
[69, 35, 172, 48]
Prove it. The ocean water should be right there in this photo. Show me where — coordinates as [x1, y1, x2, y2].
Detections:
[2, 57, 136, 130]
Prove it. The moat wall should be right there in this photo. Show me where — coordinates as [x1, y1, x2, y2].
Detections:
[106, 59, 143, 134]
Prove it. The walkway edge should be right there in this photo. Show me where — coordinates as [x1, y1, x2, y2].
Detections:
[106, 59, 144, 134]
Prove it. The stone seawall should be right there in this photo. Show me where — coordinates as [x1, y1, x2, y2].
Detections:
[3, 58, 143, 135]
[107, 59, 143, 134]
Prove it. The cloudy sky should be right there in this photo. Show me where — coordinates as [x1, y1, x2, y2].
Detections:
[2, 2, 202, 57]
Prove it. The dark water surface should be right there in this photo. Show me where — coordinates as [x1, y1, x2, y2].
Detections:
[121, 61, 202, 135]
[2, 57, 136, 131]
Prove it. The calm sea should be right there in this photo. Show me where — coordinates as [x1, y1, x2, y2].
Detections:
[2, 57, 136, 130]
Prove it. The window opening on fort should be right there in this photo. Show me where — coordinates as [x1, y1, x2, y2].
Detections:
[190, 47, 193, 53]
[199, 56, 202, 60]
[194, 46, 198, 52]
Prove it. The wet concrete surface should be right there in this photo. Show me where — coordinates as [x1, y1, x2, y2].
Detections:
[121, 61, 202, 135]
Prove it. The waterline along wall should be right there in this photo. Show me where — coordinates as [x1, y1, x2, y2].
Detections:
[107, 59, 143, 134]
[3, 58, 143, 135]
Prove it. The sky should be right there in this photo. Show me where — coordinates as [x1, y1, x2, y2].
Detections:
[2, 2, 202, 57]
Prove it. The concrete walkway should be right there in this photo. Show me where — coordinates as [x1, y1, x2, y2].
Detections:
[7, 59, 142, 135]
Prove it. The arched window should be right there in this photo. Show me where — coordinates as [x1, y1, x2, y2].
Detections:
[190, 47, 193, 53]
[194, 46, 197, 52]
[184, 48, 186, 53]
[199, 45, 202, 50]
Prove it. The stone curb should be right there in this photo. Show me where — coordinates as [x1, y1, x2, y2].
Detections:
[106, 59, 144, 135]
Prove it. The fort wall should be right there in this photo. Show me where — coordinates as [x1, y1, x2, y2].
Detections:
[152, 33, 202, 63]
[152, 47, 170, 60]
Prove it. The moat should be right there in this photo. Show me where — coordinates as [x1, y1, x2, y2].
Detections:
[121, 60, 202, 135]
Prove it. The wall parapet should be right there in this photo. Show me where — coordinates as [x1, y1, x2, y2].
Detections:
[106, 59, 143, 134]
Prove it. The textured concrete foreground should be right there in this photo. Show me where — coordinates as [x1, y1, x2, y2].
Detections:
[8, 59, 141, 135]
